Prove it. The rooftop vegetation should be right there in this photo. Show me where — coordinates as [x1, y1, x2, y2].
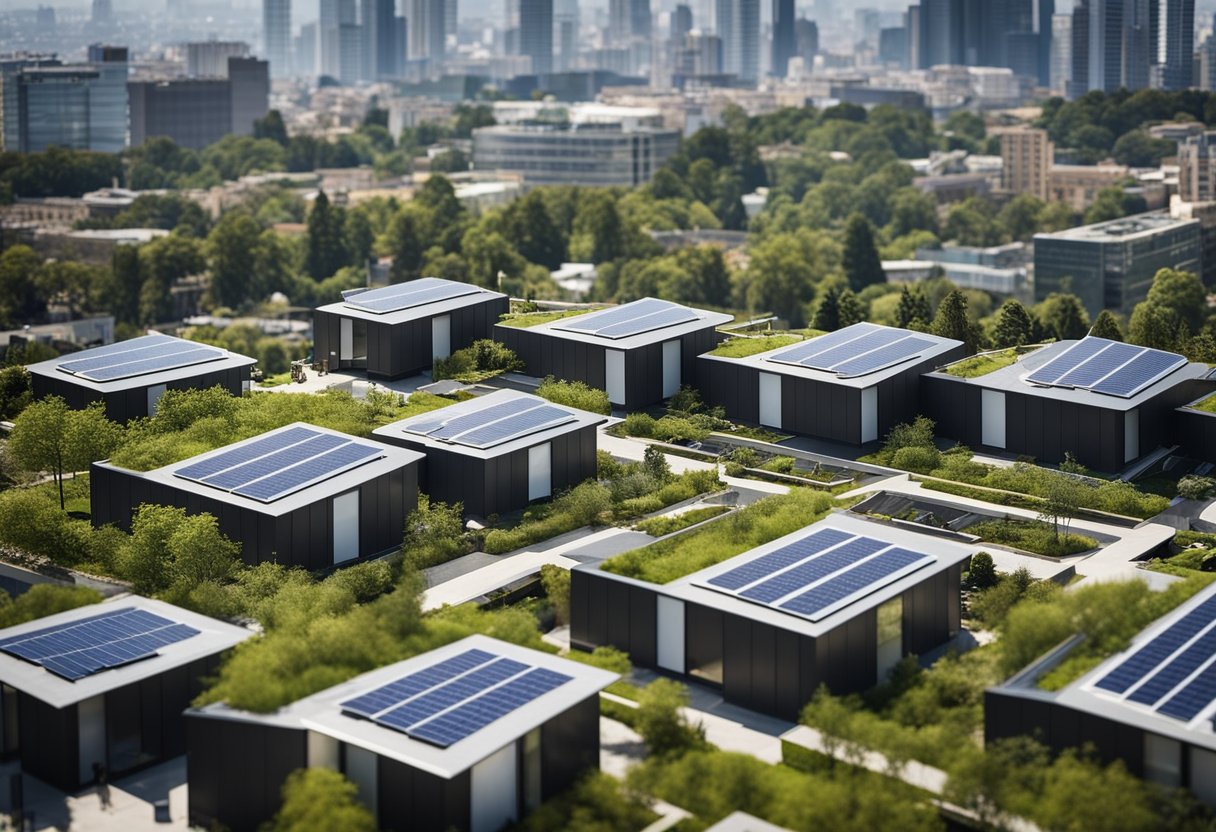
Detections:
[940, 348, 1022, 378]
[707, 334, 802, 358]
[497, 307, 598, 329]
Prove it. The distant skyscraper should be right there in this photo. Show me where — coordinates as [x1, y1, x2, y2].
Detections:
[92, 0, 112, 24]
[86, 45, 128, 153]
[519, 0, 553, 74]
[319, 0, 358, 79]
[1050, 12, 1071, 91]
[1154, 0, 1194, 90]
[630, 0, 653, 41]
[1, 48, 127, 153]
[264, 0, 291, 77]
[408, 0, 445, 61]
[673, 4, 693, 40]
[186, 41, 250, 77]
[297, 22, 318, 76]
[555, 0, 579, 71]
[771, 0, 795, 76]
[362, 0, 398, 80]
[716, 0, 760, 81]
[445, 0, 458, 36]
[1068, 0, 1089, 96]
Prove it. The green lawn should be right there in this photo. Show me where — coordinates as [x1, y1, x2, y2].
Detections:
[497, 308, 600, 328]
[1190, 393, 1216, 414]
[707, 334, 802, 358]
[942, 348, 1021, 378]
[968, 518, 1097, 557]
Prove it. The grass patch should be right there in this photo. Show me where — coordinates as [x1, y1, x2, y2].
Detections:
[497, 308, 599, 328]
[941, 348, 1021, 378]
[1189, 393, 1216, 414]
[256, 371, 293, 388]
[1145, 530, 1216, 574]
[708, 334, 802, 358]
[513, 771, 658, 832]
[968, 518, 1098, 557]
[601, 488, 836, 584]
[536, 376, 610, 415]
[634, 506, 731, 537]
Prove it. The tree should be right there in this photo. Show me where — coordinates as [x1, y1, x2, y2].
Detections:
[633, 679, 706, 757]
[8, 398, 119, 509]
[343, 209, 374, 267]
[1090, 309, 1124, 340]
[0, 245, 46, 328]
[575, 191, 625, 263]
[1138, 267, 1206, 333]
[0, 366, 31, 419]
[266, 768, 377, 832]
[991, 300, 1035, 348]
[509, 191, 565, 270]
[932, 290, 980, 353]
[836, 288, 865, 328]
[206, 211, 262, 309]
[388, 206, 425, 282]
[1036, 292, 1090, 341]
[967, 552, 998, 589]
[996, 194, 1046, 241]
[306, 190, 348, 280]
[1111, 129, 1174, 167]
[252, 109, 289, 146]
[841, 213, 885, 291]
[812, 285, 842, 331]
[895, 285, 932, 329]
[1040, 471, 1084, 543]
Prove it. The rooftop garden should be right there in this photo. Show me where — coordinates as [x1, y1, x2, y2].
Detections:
[601, 488, 837, 584]
[497, 306, 598, 329]
[1187, 392, 1216, 414]
[612, 386, 790, 445]
[967, 517, 1097, 558]
[432, 339, 522, 383]
[940, 347, 1022, 379]
[707, 334, 802, 358]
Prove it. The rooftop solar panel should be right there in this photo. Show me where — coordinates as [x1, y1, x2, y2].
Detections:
[343, 278, 483, 314]
[1022, 337, 1186, 399]
[375, 657, 529, 731]
[0, 607, 200, 681]
[593, 306, 700, 339]
[833, 336, 938, 378]
[341, 648, 497, 719]
[1025, 337, 1110, 385]
[1091, 349, 1186, 397]
[706, 527, 853, 591]
[767, 323, 881, 366]
[175, 426, 320, 481]
[56, 334, 228, 383]
[739, 537, 888, 604]
[1126, 627, 1216, 706]
[231, 441, 384, 502]
[425, 398, 537, 440]
[779, 547, 933, 620]
[453, 405, 575, 448]
[407, 667, 572, 748]
[1155, 664, 1216, 722]
[800, 328, 906, 371]
[764, 324, 947, 379]
[403, 397, 578, 449]
[201, 434, 347, 490]
[1054, 342, 1141, 388]
[552, 298, 701, 339]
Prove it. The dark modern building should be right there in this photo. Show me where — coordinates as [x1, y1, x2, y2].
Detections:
[1033, 212, 1203, 318]
[985, 582, 1216, 808]
[571, 513, 970, 720]
[0, 47, 127, 153]
[1176, 387, 1216, 461]
[312, 278, 508, 380]
[698, 323, 965, 447]
[494, 298, 732, 411]
[90, 422, 424, 568]
[922, 336, 1215, 472]
[0, 596, 250, 792]
[127, 56, 269, 149]
[26, 333, 256, 423]
[186, 634, 617, 832]
[372, 390, 605, 518]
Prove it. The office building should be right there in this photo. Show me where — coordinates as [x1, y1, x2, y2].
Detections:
[373, 390, 605, 518]
[986, 581, 1216, 807]
[678, 31, 724, 76]
[673, 4, 693, 40]
[1178, 132, 1216, 203]
[296, 22, 318, 76]
[0, 596, 251, 793]
[185, 41, 250, 77]
[312, 278, 508, 380]
[698, 323, 964, 445]
[518, 0, 553, 74]
[320, 0, 359, 79]
[878, 27, 909, 68]
[495, 298, 731, 410]
[572, 513, 970, 720]
[716, 0, 760, 81]
[91, 422, 423, 568]
[555, 0, 579, 71]
[264, 0, 291, 77]
[92, 0, 112, 24]
[362, 0, 399, 80]
[409, 0, 446, 62]
[609, 0, 652, 44]
[128, 57, 269, 149]
[27, 333, 254, 423]
[473, 122, 680, 188]
[1051, 13, 1072, 91]
[795, 17, 819, 63]
[0, 48, 128, 153]
[771, 0, 795, 76]
[925, 336, 1212, 471]
[1034, 212, 1202, 317]
[187, 636, 616, 832]
[997, 126, 1053, 200]
[1153, 0, 1194, 90]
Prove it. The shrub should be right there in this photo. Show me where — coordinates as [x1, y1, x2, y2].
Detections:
[621, 412, 656, 437]
[635, 505, 731, 536]
[0, 584, 101, 628]
[883, 416, 936, 454]
[432, 350, 474, 379]
[761, 455, 796, 474]
[536, 376, 611, 415]
[401, 496, 470, 568]
[730, 447, 760, 468]
[1177, 475, 1215, 501]
[634, 678, 706, 757]
[540, 564, 570, 626]
[651, 416, 709, 444]
[966, 551, 998, 589]
[891, 445, 941, 474]
[432, 339, 521, 381]
[267, 768, 377, 832]
[668, 385, 704, 414]
[514, 771, 656, 832]
[0, 488, 94, 565]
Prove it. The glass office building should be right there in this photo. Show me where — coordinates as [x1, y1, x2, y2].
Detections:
[0, 47, 127, 153]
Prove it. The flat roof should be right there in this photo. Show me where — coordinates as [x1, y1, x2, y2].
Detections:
[97, 422, 424, 517]
[707, 813, 794, 832]
[0, 595, 251, 709]
[514, 297, 733, 350]
[190, 635, 616, 778]
[26, 333, 256, 394]
[627, 512, 974, 639]
[315, 278, 506, 325]
[372, 389, 605, 458]
[997, 582, 1216, 753]
[930, 339, 1209, 411]
[700, 323, 962, 388]
[1035, 212, 1199, 244]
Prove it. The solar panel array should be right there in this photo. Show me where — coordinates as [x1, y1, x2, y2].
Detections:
[1024, 336, 1186, 398]
[0, 607, 199, 681]
[174, 425, 385, 502]
[553, 298, 700, 340]
[694, 525, 936, 622]
[340, 647, 573, 748]
[343, 277, 482, 314]
[56, 334, 227, 382]
[766, 323, 941, 378]
[403, 397, 576, 448]
[1091, 594, 1216, 724]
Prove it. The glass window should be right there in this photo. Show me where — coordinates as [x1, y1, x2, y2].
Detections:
[876, 597, 903, 682]
[1144, 733, 1182, 788]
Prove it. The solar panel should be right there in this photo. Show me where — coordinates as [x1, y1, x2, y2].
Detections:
[800, 328, 906, 370]
[408, 667, 572, 748]
[767, 323, 881, 366]
[201, 434, 347, 490]
[375, 657, 528, 731]
[833, 336, 937, 378]
[1022, 337, 1187, 399]
[764, 324, 945, 379]
[707, 528, 854, 591]
[403, 397, 578, 449]
[1094, 597, 1216, 694]
[56, 334, 228, 383]
[552, 298, 700, 339]
[341, 648, 497, 718]
[694, 526, 940, 623]
[176, 426, 320, 481]
[1156, 663, 1216, 722]
[0, 607, 200, 681]
[779, 547, 933, 620]
[232, 441, 384, 502]
[343, 278, 483, 314]
[1126, 626, 1216, 706]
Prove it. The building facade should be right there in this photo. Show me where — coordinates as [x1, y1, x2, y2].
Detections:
[128, 57, 268, 149]
[472, 124, 680, 187]
[1178, 131, 1216, 203]
[998, 127, 1053, 201]
[0, 48, 128, 153]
